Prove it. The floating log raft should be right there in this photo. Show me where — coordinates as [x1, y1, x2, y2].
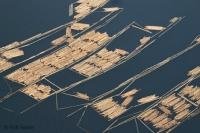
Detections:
[187, 66, 200, 77]
[140, 36, 151, 46]
[170, 17, 179, 23]
[75, 92, 90, 100]
[174, 103, 191, 114]
[108, 106, 126, 120]
[161, 94, 177, 106]
[121, 89, 139, 98]
[51, 36, 67, 46]
[93, 98, 113, 110]
[196, 37, 200, 43]
[121, 97, 134, 107]
[72, 48, 129, 77]
[71, 22, 90, 31]
[6, 30, 111, 85]
[143, 110, 159, 122]
[21, 84, 53, 101]
[0, 48, 24, 71]
[139, 109, 156, 119]
[0, 41, 21, 53]
[103, 7, 120, 12]
[151, 113, 167, 124]
[137, 94, 159, 105]
[158, 120, 178, 132]
[174, 109, 190, 121]
[159, 105, 171, 115]
[153, 117, 169, 128]
[92, 98, 127, 120]
[173, 100, 186, 111]
[74, 0, 108, 19]
[66, 27, 74, 43]
[1, 48, 24, 59]
[138, 92, 195, 132]
[0, 58, 13, 72]
[167, 97, 182, 107]
[179, 85, 200, 105]
[144, 26, 166, 31]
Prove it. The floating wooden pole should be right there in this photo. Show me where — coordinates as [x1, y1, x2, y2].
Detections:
[75, 92, 90, 100]
[144, 26, 166, 31]
[140, 36, 151, 46]
[121, 89, 139, 98]
[71, 22, 90, 31]
[137, 94, 159, 104]
[103, 7, 120, 12]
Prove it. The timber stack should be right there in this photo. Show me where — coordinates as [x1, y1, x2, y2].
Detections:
[6, 30, 111, 85]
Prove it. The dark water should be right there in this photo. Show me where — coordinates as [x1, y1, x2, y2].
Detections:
[0, 0, 200, 133]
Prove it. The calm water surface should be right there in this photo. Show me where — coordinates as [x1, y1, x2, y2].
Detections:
[0, 0, 199, 133]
